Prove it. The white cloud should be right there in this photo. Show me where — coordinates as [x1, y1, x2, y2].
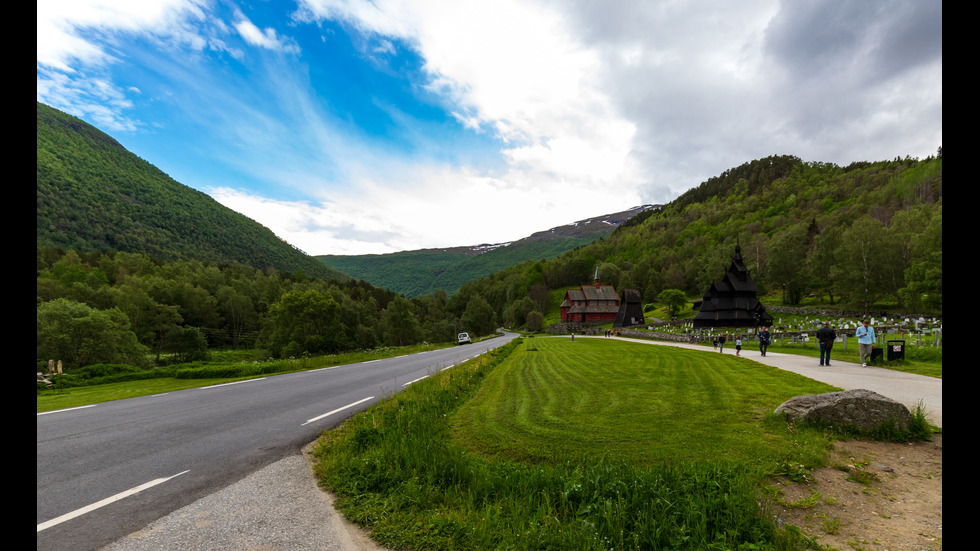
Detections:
[37, 0, 213, 132]
[297, 0, 644, 192]
[210, 155, 641, 257]
[37, 0, 208, 70]
[233, 11, 300, 53]
[38, 0, 941, 257]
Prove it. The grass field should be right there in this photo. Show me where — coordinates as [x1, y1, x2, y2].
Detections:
[315, 338, 854, 550]
[453, 338, 838, 467]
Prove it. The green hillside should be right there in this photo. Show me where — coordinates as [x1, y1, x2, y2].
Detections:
[318, 206, 656, 296]
[450, 153, 943, 323]
[37, 102, 345, 281]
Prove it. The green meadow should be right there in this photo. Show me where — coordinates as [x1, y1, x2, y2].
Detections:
[453, 338, 837, 466]
[315, 338, 852, 550]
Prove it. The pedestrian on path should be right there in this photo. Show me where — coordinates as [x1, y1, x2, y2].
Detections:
[758, 326, 771, 356]
[817, 321, 836, 366]
[856, 320, 876, 366]
[735, 335, 742, 356]
[718, 333, 727, 353]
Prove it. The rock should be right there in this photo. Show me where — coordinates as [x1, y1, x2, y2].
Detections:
[775, 389, 911, 431]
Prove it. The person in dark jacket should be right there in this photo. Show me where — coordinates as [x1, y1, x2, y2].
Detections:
[758, 327, 771, 356]
[816, 321, 836, 366]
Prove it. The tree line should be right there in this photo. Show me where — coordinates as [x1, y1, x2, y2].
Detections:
[451, 153, 942, 325]
[37, 248, 497, 371]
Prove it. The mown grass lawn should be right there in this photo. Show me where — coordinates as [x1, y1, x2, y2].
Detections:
[452, 338, 837, 468]
[316, 338, 848, 550]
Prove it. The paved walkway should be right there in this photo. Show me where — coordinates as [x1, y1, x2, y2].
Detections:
[602, 335, 943, 428]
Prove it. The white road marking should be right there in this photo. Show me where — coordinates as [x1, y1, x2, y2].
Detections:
[302, 396, 375, 426]
[37, 405, 96, 416]
[199, 378, 266, 389]
[37, 471, 189, 532]
[310, 365, 342, 372]
[402, 376, 427, 387]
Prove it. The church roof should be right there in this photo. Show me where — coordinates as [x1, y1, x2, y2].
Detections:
[582, 285, 620, 301]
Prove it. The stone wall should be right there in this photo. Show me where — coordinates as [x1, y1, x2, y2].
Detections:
[615, 328, 700, 343]
[765, 304, 942, 322]
[546, 321, 606, 334]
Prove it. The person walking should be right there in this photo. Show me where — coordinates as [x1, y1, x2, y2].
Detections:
[718, 333, 727, 354]
[735, 335, 742, 356]
[816, 321, 836, 366]
[758, 326, 771, 357]
[856, 320, 876, 367]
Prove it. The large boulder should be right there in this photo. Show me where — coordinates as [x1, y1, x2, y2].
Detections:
[775, 389, 911, 431]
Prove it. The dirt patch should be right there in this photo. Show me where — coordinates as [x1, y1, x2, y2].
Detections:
[769, 435, 942, 550]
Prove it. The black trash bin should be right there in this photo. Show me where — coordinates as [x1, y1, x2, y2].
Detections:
[887, 340, 906, 361]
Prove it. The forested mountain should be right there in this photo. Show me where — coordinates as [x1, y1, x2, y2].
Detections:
[36, 102, 505, 371]
[450, 153, 942, 324]
[317, 205, 659, 297]
[37, 102, 344, 281]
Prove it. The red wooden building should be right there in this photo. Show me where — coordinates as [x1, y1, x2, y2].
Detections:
[559, 268, 621, 322]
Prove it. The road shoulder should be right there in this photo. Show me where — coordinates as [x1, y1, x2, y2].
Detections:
[101, 443, 387, 551]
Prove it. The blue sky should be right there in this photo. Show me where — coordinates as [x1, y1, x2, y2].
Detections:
[38, 0, 942, 255]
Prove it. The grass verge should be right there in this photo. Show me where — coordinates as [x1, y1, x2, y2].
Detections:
[314, 338, 862, 550]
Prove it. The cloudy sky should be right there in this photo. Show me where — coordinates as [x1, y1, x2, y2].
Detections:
[37, 0, 942, 256]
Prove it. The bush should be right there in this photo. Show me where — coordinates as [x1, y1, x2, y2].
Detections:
[37, 298, 149, 369]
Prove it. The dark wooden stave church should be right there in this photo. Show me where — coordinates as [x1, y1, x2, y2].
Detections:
[693, 244, 773, 329]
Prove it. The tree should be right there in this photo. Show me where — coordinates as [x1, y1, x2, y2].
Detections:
[37, 299, 148, 369]
[383, 296, 421, 346]
[834, 218, 889, 315]
[263, 289, 343, 357]
[217, 285, 256, 347]
[161, 326, 210, 363]
[528, 284, 550, 313]
[899, 205, 942, 312]
[766, 225, 810, 305]
[526, 311, 544, 333]
[807, 226, 841, 304]
[658, 289, 688, 319]
[462, 295, 496, 337]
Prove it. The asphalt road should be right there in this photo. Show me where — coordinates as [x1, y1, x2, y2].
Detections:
[37, 333, 518, 551]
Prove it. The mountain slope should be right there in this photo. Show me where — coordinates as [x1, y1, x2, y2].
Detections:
[450, 153, 942, 319]
[318, 205, 659, 296]
[36, 103, 345, 280]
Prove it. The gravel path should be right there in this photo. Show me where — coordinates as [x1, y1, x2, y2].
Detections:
[102, 444, 385, 551]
